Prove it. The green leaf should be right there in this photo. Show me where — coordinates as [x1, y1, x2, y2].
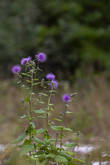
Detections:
[66, 111, 73, 114]
[39, 101, 45, 104]
[23, 139, 32, 145]
[31, 128, 37, 135]
[21, 144, 35, 155]
[43, 138, 55, 145]
[55, 155, 68, 164]
[65, 151, 75, 156]
[64, 143, 76, 148]
[53, 118, 62, 122]
[63, 127, 72, 132]
[34, 78, 39, 81]
[39, 92, 48, 97]
[46, 154, 56, 159]
[58, 150, 72, 160]
[48, 103, 54, 106]
[26, 80, 31, 83]
[37, 153, 46, 160]
[73, 158, 85, 164]
[25, 96, 30, 102]
[33, 109, 46, 114]
[30, 122, 36, 128]
[21, 73, 30, 77]
[51, 125, 63, 131]
[14, 133, 26, 143]
[37, 128, 46, 134]
[32, 82, 40, 86]
[34, 137, 42, 143]
[38, 115, 46, 119]
[26, 125, 36, 135]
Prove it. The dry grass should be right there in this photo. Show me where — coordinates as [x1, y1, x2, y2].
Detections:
[0, 80, 23, 143]
[0, 77, 110, 145]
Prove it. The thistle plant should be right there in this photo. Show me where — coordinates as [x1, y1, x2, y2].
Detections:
[12, 53, 84, 165]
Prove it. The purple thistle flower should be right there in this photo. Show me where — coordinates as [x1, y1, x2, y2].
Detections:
[49, 80, 59, 89]
[46, 73, 55, 80]
[21, 58, 28, 65]
[62, 94, 71, 103]
[12, 65, 21, 74]
[36, 52, 47, 63]
[27, 56, 32, 62]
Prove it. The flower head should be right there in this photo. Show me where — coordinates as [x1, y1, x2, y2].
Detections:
[62, 94, 71, 103]
[36, 52, 47, 63]
[12, 65, 21, 74]
[46, 73, 55, 80]
[21, 58, 28, 65]
[27, 56, 32, 62]
[49, 80, 59, 89]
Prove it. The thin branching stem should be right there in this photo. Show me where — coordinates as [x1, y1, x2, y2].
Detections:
[47, 88, 53, 129]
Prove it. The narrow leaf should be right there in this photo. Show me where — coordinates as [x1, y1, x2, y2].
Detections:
[33, 109, 46, 114]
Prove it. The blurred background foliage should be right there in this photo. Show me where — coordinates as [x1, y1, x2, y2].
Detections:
[0, 0, 110, 79]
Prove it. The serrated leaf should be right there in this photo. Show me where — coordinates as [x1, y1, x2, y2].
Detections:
[46, 154, 56, 159]
[58, 151, 71, 159]
[34, 137, 42, 143]
[43, 138, 55, 145]
[37, 153, 46, 159]
[21, 144, 35, 155]
[55, 155, 68, 164]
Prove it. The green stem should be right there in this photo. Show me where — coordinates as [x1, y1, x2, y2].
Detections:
[55, 133, 58, 146]
[29, 95, 32, 119]
[29, 68, 34, 141]
[59, 104, 68, 149]
[63, 103, 68, 126]
[47, 89, 53, 129]
[60, 129, 63, 148]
